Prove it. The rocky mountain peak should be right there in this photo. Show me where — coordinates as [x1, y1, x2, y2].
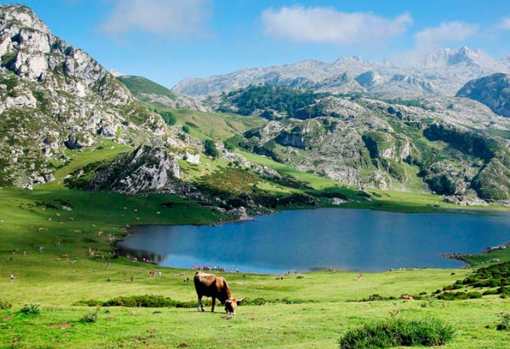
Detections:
[0, 5, 50, 34]
[417, 47, 503, 71]
[0, 5, 173, 188]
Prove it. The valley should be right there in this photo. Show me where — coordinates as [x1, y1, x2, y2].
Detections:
[1, 3, 510, 349]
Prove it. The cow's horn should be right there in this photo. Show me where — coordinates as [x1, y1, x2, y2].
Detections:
[237, 297, 246, 303]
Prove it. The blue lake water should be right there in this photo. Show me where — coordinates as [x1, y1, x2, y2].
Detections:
[119, 208, 510, 273]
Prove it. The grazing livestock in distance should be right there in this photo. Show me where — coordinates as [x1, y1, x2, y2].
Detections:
[194, 271, 244, 314]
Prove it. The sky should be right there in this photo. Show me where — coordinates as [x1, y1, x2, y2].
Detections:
[4, 0, 510, 89]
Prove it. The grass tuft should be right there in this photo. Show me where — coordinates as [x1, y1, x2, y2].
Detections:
[19, 303, 41, 316]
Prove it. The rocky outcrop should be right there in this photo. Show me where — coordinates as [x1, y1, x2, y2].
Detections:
[85, 146, 180, 194]
[456, 73, 510, 117]
[0, 5, 173, 188]
[355, 71, 384, 88]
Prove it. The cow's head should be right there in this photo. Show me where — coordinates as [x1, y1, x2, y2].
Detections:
[225, 297, 245, 314]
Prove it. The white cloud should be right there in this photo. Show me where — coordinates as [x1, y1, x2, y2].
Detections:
[261, 6, 412, 45]
[415, 22, 478, 49]
[499, 17, 510, 30]
[99, 0, 210, 40]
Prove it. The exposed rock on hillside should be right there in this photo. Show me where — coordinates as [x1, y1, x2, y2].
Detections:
[79, 145, 180, 194]
[457, 73, 510, 117]
[0, 5, 173, 187]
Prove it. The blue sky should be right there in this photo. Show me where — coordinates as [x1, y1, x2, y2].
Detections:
[4, 0, 510, 88]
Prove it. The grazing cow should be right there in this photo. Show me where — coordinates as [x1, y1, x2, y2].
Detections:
[401, 295, 414, 300]
[194, 271, 244, 314]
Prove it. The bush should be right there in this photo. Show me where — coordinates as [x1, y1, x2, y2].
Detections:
[75, 295, 198, 309]
[497, 311, 510, 331]
[223, 140, 235, 152]
[339, 318, 455, 349]
[204, 139, 220, 158]
[158, 111, 176, 125]
[103, 295, 180, 308]
[368, 294, 384, 301]
[483, 289, 499, 296]
[20, 303, 41, 316]
[73, 299, 103, 307]
[182, 125, 190, 134]
[467, 292, 482, 299]
[0, 299, 12, 310]
[80, 308, 100, 323]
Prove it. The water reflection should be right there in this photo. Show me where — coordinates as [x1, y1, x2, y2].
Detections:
[118, 208, 510, 273]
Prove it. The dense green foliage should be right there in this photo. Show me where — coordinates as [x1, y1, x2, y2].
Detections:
[339, 318, 455, 349]
[433, 262, 510, 299]
[155, 109, 177, 125]
[219, 85, 329, 118]
[223, 140, 235, 151]
[204, 139, 220, 158]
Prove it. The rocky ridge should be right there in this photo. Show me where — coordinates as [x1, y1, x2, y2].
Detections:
[0, 5, 176, 187]
[457, 73, 510, 117]
[173, 47, 510, 98]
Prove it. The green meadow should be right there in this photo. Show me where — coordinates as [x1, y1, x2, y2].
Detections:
[1, 140, 510, 349]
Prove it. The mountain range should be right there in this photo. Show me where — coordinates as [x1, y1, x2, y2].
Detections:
[2, 4, 510, 210]
[173, 47, 510, 99]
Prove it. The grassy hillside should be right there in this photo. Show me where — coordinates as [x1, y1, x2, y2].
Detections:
[171, 109, 266, 141]
[117, 75, 177, 102]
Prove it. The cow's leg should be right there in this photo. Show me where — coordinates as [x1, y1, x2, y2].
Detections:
[211, 297, 216, 312]
[197, 295, 204, 312]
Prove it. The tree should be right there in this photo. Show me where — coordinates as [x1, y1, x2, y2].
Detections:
[223, 140, 235, 151]
[204, 139, 219, 158]
[159, 111, 176, 125]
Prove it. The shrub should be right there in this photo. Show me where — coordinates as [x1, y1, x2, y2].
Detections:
[483, 289, 499, 296]
[182, 125, 190, 134]
[0, 299, 12, 310]
[204, 139, 219, 158]
[467, 292, 482, 299]
[73, 299, 103, 307]
[158, 111, 176, 125]
[80, 308, 100, 323]
[223, 140, 235, 152]
[103, 295, 179, 308]
[497, 312, 510, 331]
[339, 318, 456, 349]
[368, 294, 384, 301]
[76, 295, 199, 308]
[20, 303, 41, 316]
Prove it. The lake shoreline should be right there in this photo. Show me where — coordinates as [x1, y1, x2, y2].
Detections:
[117, 207, 510, 273]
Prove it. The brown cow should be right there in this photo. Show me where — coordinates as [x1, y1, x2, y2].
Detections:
[194, 271, 244, 314]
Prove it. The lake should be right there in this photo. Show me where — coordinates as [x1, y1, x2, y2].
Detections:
[118, 208, 510, 273]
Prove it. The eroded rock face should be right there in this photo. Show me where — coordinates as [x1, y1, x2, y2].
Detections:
[0, 5, 173, 188]
[86, 146, 180, 194]
[457, 73, 510, 117]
